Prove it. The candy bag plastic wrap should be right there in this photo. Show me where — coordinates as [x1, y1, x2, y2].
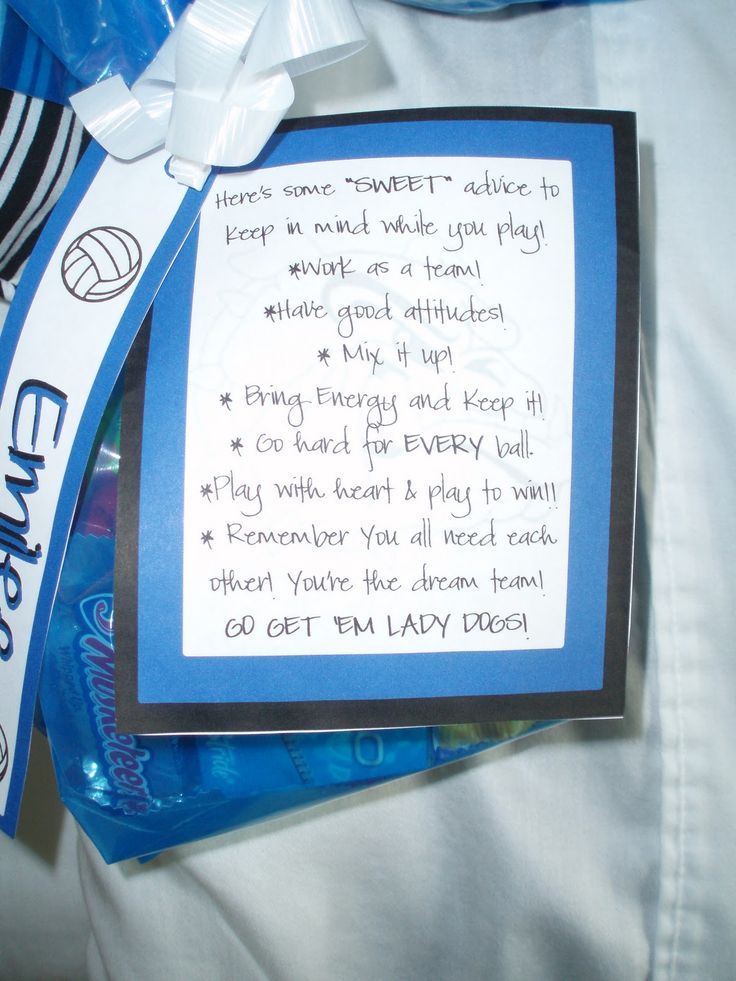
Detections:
[38, 382, 551, 863]
[0, 2, 75, 103]
[4, 0, 567, 105]
[6, 0, 188, 90]
[390, 0, 558, 14]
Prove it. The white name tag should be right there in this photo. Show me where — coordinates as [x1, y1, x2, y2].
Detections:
[0, 145, 209, 834]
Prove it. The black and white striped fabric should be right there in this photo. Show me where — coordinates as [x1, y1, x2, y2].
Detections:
[0, 86, 88, 302]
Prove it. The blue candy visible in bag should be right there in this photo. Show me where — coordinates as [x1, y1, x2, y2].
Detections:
[42, 527, 439, 861]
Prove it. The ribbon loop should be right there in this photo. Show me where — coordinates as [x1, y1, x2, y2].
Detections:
[70, 0, 366, 188]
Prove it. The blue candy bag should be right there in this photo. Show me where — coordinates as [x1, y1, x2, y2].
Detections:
[6, 0, 188, 90]
[0, 2, 76, 102]
[4, 0, 566, 106]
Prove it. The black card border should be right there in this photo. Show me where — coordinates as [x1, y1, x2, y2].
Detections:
[115, 106, 639, 734]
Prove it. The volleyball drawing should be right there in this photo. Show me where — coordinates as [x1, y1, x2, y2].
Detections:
[0, 722, 8, 782]
[61, 226, 142, 302]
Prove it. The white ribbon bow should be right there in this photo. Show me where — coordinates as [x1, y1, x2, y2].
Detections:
[70, 0, 367, 189]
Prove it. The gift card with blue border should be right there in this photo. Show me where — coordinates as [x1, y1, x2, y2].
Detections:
[115, 107, 639, 733]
